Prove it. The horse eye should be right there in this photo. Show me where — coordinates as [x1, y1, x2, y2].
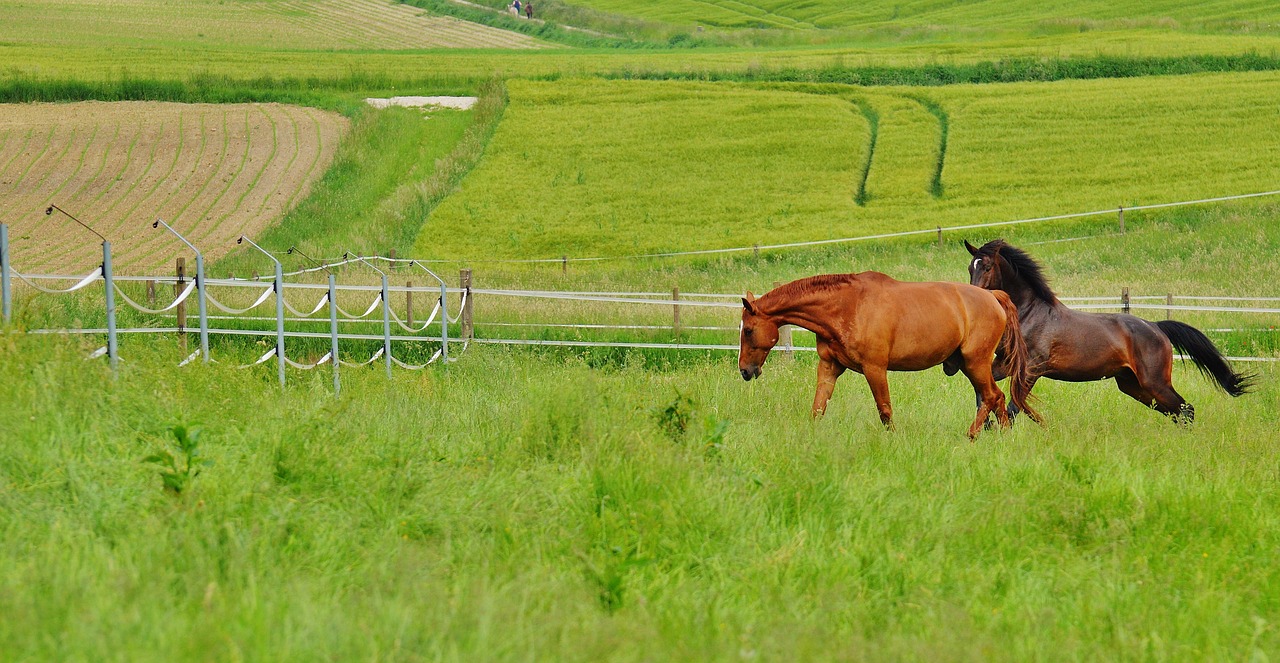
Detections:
[744, 328, 754, 337]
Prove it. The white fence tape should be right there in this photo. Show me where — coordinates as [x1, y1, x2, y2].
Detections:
[284, 352, 332, 370]
[207, 286, 274, 314]
[336, 294, 382, 320]
[14, 267, 102, 294]
[240, 348, 280, 368]
[114, 281, 196, 315]
[282, 292, 329, 317]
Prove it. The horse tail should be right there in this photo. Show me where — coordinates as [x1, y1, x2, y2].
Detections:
[1155, 320, 1256, 397]
[992, 290, 1043, 424]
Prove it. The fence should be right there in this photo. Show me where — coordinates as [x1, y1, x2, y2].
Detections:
[4, 187, 1280, 393]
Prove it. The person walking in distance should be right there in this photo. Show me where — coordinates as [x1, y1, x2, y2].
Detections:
[525, 1, 533, 19]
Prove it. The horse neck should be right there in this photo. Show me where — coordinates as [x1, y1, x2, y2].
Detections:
[758, 287, 845, 338]
[1000, 267, 1056, 311]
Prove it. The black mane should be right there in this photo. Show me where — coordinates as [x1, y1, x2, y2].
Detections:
[974, 240, 1056, 303]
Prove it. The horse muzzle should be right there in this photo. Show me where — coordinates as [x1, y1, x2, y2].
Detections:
[740, 366, 761, 381]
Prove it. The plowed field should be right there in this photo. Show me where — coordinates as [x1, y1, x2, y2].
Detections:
[0, 102, 347, 273]
[0, 0, 547, 50]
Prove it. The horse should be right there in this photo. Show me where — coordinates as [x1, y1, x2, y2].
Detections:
[964, 239, 1256, 423]
[738, 272, 1042, 439]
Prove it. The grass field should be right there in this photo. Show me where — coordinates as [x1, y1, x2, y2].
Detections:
[2, 330, 1278, 660]
[558, 0, 1280, 32]
[5, 0, 1280, 659]
[412, 72, 1280, 260]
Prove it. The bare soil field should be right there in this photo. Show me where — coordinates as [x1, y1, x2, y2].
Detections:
[0, 102, 348, 274]
[0, 0, 548, 51]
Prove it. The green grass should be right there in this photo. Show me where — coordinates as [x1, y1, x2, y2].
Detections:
[412, 72, 1280, 261]
[559, 0, 1280, 32]
[1, 329, 1278, 660]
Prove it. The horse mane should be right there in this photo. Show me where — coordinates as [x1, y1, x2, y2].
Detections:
[759, 273, 862, 312]
[974, 239, 1056, 302]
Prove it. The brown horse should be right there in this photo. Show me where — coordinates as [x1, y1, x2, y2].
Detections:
[964, 239, 1256, 423]
[739, 272, 1041, 439]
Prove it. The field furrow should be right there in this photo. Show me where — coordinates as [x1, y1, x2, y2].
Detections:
[43, 124, 100, 207]
[253, 105, 302, 220]
[5, 126, 55, 195]
[0, 102, 347, 274]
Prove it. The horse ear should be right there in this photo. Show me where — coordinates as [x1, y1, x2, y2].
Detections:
[742, 292, 757, 315]
[964, 240, 979, 256]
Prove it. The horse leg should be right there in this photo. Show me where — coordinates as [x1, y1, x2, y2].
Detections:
[862, 364, 894, 430]
[1119, 362, 1194, 425]
[811, 357, 846, 418]
[962, 361, 1009, 439]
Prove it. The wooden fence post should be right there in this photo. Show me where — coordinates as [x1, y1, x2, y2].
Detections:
[146, 279, 156, 305]
[1167, 293, 1173, 320]
[460, 268, 474, 341]
[774, 281, 792, 357]
[1121, 287, 1130, 315]
[406, 280, 414, 327]
[561, 256, 568, 275]
[936, 226, 943, 247]
[176, 258, 187, 352]
[1118, 206, 1125, 234]
[672, 286, 681, 336]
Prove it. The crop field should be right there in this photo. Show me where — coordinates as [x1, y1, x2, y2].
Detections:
[5, 0, 1280, 658]
[0, 101, 347, 274]
[415, 72, 1280, 260]
[0, 0, 547, 50]
[560, 0, 1280, 31]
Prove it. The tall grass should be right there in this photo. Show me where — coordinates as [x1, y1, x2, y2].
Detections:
[1, 331, 1277, 660]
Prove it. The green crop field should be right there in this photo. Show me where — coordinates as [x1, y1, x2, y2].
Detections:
[414, 72, 1280, 261]
[558, 0, 1280, 31]
[3, 0, 1280, 659]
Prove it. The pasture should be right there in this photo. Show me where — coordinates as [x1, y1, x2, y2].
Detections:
[2, 0, 1280, 658]
[1, 331, 1278, 660]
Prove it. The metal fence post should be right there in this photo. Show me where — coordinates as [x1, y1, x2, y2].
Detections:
[381, 273, 392, 378]
[0, 223, 10, 325]
[274, 261, 285, 387]
[102, 241, 118, 374]
[329, 273, 340, 396]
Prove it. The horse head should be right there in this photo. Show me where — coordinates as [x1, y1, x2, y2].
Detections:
[964, 240, 1006, 291]
[739, 291, 780, 381]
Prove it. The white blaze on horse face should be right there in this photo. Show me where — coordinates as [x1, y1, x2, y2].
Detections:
[972, 258, 982, 271]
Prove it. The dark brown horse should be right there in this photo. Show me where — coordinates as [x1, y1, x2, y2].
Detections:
[964, 239, 1255, 423]
[739, 272, 1041, 439]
